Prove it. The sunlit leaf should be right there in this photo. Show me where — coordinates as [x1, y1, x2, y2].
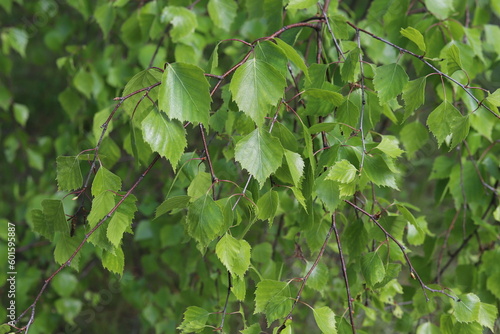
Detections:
[216, 233, 251, 277]
[207, 0, 237, 31]
[373, 63, 409, 104]
[401, 26, 426, 52]
[161, 6, 197, 42]
[313, 306, 337, 334]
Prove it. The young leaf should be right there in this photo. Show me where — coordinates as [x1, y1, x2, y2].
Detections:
[453, 293, 480, 323]
[177, 306, 210, 333]
[159, 62, 211, 125]
[327, 159, 357, 184]
[92, 167, 121, 196]
[234, 128, 284, 187]
[107, 194, 137, 248]
[161, 6, 197, 42]
[229, 58, 286, 126]
[361, 252, 386, 287]
[426, 101, 461, 148]
[402, 77, 426, 121]
[56, 156, 83, 191]
[375, 135, 404, 158]
[400, 27, 426, 52]
[231, 276, 246, 301]
[141, 108, 187, 167]
[101, 246, 124, 276]
[87, 192, 115, 228]
[254, 279, 292, 325]
[313, 306, 337, 334]
[216, 233, 251, 277]
[207, 0, 237, 31]
[257, 189, 279, 221]
[186, 195, 224, 249]
[373, 63, 409, 104]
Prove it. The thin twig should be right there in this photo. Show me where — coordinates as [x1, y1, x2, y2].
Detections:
[276, 213, 335, 333]
[346, 21, 500, 120]
[216, 271, 232, 331]
[344, 200, 458, 301]
[332, 214, 356, 334]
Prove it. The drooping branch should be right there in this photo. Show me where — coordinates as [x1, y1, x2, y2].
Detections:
[346, 21, 500, 120]
[344, 200, 458, 302]
[15, 154, 161, 333]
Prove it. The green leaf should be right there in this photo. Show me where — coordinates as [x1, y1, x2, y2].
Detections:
[107, 195, 137, 248]
[486, 88, 500, 106]
[229, 58, 286, 126]
[341, 47, 361, 83]
[426, 101, 462, 148]
[234, 128, 284, 187]
[54, 233, 81, 268]
[254, 279, 292, 325]
[207, 0, 237, 31]
[159, 62, 211, 125]
[274, 38, 310, 80]
[216, 233, 251, 277]
[161, 6, 197, 42]
[401, 27, 426, 52]
[13, 103, 29, 127]
[446, 44, 463, 75]
[363, 153, 399, 189]
[92, 167, 121, 197]
[376, 135, 404, 158]
[450, 114, 470, 149]
[402, 77, 426, 120]
[55, 297, 82, 324]
[361, 251, 386, 287]
[425, 0, 454, 20]
[477, 302, 498, 331]
[141, 108, 187, 167]
[177, 306, 210, 333]
[102, 246, 124, 276]
[314, 174, 341, 211]
[73, 68, 93, 99]
[52, 272, 78, 297]
[287, 0, 316, 10]
[121, 69, 161, 117]
[284, 150, 304, 187]
[305, 262, 329, 292]
[373, 63, 409, 104]
[186, 195, 224, 249]
[241, 323, 262, 334]
[254, 41, 288, 78]
[232, 275, 246, 301]
[257, 190, 279, 221]
[400, 121, 428, 158]
[155, 195, 191, 219]
[313, 306, 337, 334]
[303, 88, 344, 107]
[453, 293, 481, 323]
[87, 192, 115, 228]
[56, 156, 83, 191]
[43, 199, 69, 234]
[5, 28, 28, 57]
[327, 159, 357, 184]
[94, 3, 116, 38]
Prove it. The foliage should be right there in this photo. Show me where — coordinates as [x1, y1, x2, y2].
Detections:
[1, 0, 500, 333]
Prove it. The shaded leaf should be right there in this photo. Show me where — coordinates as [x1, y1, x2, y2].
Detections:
[257, 190, 279, 221]
[254, 279, 292, 325]
[275, 38, 309, 80]
[284, 150, 304, 187]
[102, 246, 124, 276]
[207, 0, 237, 31]
[402, 77, 426, 121]
[426, 101, 461, 148]
[161, 6, 197, 42]
[155, 195, 191, 219]
[56, 156, 83, 191]
[186, 195, 224, 249]
[361, 252, 386, 287]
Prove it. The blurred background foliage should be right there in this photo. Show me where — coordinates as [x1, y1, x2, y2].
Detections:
[1, 0, 500, 333]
